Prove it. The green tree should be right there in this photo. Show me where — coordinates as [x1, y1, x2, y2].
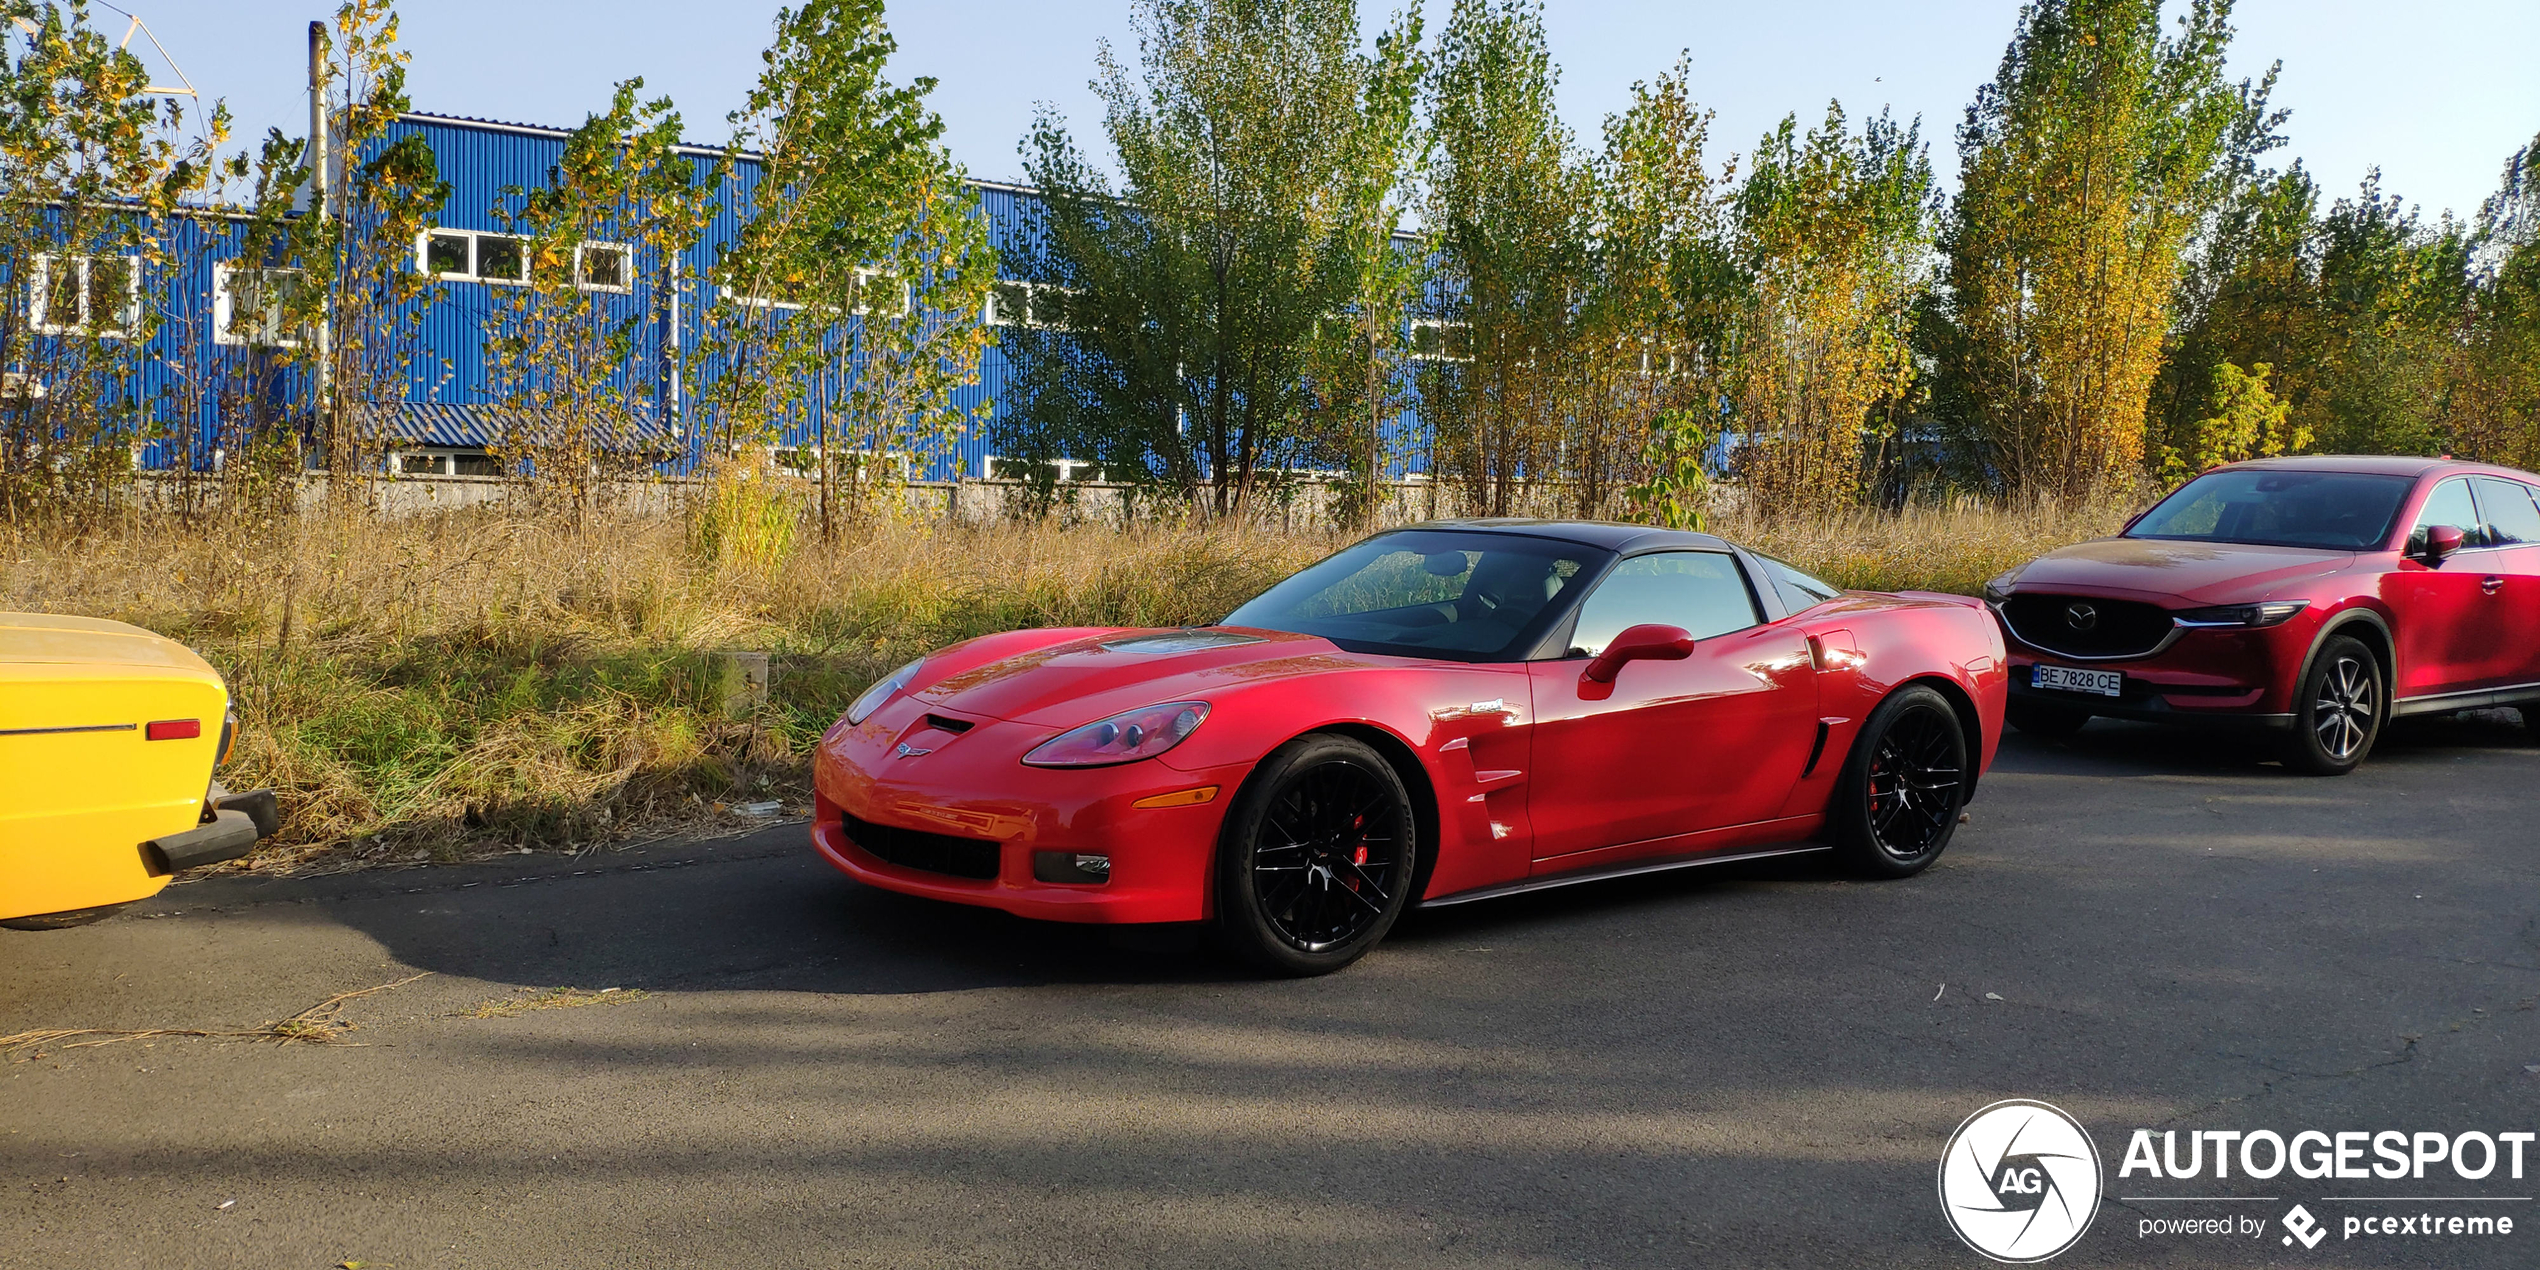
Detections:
[2451, 135, 2540, 468]
[1300, 8, 1426, 528]
[1572, 57, 1729, 519]
[704, 0, 994, 536]
[0, 0, 228, 521]
[1935, 0, 2254, 497]
[1420, 0, 1590, 517]
[1000, 0, 1398, 518]
[482, 82, 715, 514]
[2161, 359, 2302, 478]
[2307, 173, 2472, 456]
[1727, 103, 1937, 510]
[267, 0, 448, 491]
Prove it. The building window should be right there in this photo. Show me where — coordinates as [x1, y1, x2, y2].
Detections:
[1409, 319, 1470, 362]
[422, 231, 631, 291]
[392, 449, 501, 477]
[850, 268, 906, 317]
[30, 253, 141, 338]
[575, 243, 631, 293]
[720, 281, 807, 312]
[984, 454, 1107, 483]
[212, 265, 307, 347]
[987, 280, 1076, 329]
[418, 229, 559, 286]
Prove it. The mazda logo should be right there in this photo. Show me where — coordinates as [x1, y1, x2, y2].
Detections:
[2064, 602, 2099, 632]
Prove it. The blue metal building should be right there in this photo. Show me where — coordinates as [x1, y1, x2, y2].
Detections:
[85, 111, 1441, 483]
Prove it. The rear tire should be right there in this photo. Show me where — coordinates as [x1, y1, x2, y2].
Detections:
[1211, 734, 1417, 976]
[2006, 700, 2091, 739]
[2280, 635, 2383, 776]
[1831, 686, 1969, 879]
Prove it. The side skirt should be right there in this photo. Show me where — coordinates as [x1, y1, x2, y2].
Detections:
[2392, 682, 2540, 718]
[1417, 843, 1832, 910]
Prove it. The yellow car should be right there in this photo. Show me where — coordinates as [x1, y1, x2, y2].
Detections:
[1, 613, 276, 929]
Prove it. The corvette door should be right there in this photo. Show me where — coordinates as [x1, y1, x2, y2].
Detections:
[1524, 551, 1819, 865]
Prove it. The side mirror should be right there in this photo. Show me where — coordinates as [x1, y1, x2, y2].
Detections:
[1582, 623, 1695, 684]
[2419, 524, 2466, 563]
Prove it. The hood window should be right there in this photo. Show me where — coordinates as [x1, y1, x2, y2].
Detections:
[2128, 470, 2412, 551]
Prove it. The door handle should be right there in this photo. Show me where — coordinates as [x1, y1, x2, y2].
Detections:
[2483, 576, 2505, 595]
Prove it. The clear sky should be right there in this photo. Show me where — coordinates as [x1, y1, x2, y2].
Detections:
[145, 1, 2538, 224]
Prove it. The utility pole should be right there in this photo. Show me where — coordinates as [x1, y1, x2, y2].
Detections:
[308, 21, 334, 474]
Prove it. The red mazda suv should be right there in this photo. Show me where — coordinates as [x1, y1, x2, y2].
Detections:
[1986, 455, 2540, 774]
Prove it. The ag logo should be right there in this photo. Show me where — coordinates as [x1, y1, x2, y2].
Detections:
[1939, 1099, 2102, 1262]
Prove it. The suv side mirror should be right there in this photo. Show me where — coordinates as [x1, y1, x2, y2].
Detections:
[2418, 524, 2466, 563]
[1582, 623, 1695, 684]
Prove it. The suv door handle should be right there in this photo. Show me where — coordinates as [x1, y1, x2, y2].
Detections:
[2483, 576, 2505, 595]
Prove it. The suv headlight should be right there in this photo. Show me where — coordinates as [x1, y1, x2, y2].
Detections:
[1024, 701, 1211, 768]
[845, 659, 922, 725]
[2172, 601, 2308, 628]
[1981, 571, 2019, 605]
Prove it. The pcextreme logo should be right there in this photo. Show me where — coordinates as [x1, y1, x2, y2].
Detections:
[1940, 1099, 2104, 1262]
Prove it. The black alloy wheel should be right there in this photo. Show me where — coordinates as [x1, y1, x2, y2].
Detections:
[2281, 634, 2383, 776]
[1213, 734, 1416, 976]
[1832, 685, 1969, 878]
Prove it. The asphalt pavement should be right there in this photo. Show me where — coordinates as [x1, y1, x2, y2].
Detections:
[5, 714, 2538, 1269]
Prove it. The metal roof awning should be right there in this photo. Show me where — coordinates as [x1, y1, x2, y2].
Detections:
[368, 402, 679, 454]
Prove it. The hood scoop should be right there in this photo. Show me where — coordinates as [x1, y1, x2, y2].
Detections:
[1099, 630, 1263, 655]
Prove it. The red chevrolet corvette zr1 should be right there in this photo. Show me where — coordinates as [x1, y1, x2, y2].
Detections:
[812, 519, 2007, 974]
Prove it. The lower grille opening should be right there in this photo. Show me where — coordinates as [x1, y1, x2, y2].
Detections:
[841, 812, 1001, 880]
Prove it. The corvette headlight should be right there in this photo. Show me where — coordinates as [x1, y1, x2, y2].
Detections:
[845, 659, 922, 725]
[1023, 701, 1210, 768]
[2172, 600, 2309, 628]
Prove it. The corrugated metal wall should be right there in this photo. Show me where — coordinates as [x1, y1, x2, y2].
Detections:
[92, 112, 1439, 483]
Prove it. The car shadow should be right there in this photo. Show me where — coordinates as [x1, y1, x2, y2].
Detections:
[1993, 705, 2532, 777]
[158, 820, 1862, 997]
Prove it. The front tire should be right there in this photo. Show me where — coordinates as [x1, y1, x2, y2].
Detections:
[2280, 635, 2383, 775]
[1831, 685, 1969, 879]
[1212, 734, 1416, 976]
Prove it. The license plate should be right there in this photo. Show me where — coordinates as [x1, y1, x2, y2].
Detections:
[2032, 664, 2122, 697]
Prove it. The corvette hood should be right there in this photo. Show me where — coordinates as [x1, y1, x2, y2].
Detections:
[911, 626, 1388, 725]
[2008, 538, 2352, 604]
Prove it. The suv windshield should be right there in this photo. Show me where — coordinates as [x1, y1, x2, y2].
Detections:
[2126, 470, 2414, 550]
[1223, 530, 1607, 661]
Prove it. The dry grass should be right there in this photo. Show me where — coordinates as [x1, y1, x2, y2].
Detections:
[1712, 492, 2133, 597]
[1, 491, 2124, 871]
[456, 986, 651, 1018]
[3, 506, 1330, 868]
[0, 972, 433, 1057]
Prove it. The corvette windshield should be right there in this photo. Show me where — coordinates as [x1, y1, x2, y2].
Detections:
[1222, 530, 1607, 661]
[2126, 470, 2413, 550]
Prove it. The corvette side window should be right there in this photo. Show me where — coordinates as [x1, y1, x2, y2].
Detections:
[2472, 478, 2540, 547]
[2408, 479, 2481, 552]
[1567, 552, 1760, 655]
[1757, 553, 1842, 611]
